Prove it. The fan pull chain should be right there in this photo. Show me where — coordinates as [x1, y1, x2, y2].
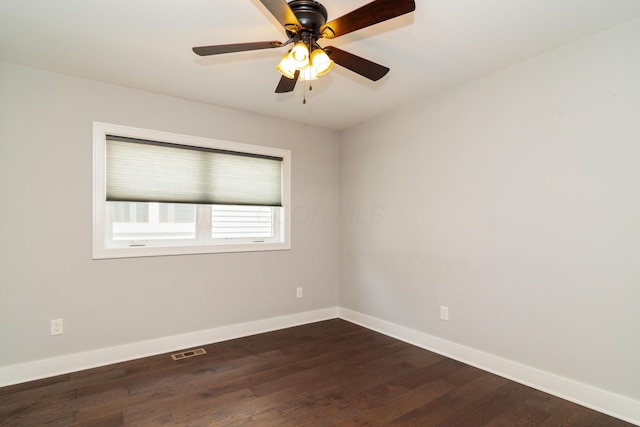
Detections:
[303, 38, 314, 105]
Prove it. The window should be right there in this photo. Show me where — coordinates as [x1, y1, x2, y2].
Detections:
[93, 122, 291, 259]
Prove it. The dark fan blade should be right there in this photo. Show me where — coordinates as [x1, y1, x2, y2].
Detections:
[193, 41, 283, 56]
[326, 47, 389, 81]
[260, 0, 302, 33]
[275, 70, 300, 93]
[320, 0, 415, 39]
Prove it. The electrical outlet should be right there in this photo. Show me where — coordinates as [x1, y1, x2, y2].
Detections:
[440, 306, 449, 321]
[50, 319, 63, 335]
[296, 287, 303, 299]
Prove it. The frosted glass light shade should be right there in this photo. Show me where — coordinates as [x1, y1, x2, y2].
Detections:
[310, 49, 334, 76]
[299, 67, 318, 81]
[289, 42, 310, 69]
[276, 52, 297, 79]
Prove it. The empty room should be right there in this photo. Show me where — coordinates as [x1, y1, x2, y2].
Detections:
[1, 0, 639, 425]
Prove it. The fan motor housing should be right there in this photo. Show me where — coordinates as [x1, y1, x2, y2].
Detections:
[288, 0, 328, 32]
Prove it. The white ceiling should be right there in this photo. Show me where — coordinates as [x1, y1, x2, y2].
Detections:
[1, 0, 640, 130]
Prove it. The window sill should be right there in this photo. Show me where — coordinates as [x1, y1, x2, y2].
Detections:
[92, 241, 291, 260]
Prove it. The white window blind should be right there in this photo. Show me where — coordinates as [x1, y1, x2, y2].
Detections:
[94, 123, 291, 259]
[106, 136, 283, 207]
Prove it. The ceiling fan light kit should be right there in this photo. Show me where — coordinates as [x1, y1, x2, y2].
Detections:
[192, 0, 416, 96]
[276, 42, 334, 81]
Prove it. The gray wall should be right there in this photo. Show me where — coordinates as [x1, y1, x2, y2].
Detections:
[339, 19, 640, 401]
[0, 61, 340, 367]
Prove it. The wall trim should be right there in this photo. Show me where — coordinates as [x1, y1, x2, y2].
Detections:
[338, 307, 640, 426]
[2, 306, 638, 425]
[0, 307, 338, 388]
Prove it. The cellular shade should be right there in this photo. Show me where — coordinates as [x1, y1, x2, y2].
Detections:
[106, 136, 283, 206]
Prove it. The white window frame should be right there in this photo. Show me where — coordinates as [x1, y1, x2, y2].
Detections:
[93, 122, 291, 259]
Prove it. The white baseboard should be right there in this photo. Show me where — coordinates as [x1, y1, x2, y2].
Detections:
[2, 306, 638, 425]
[0, 307, 338, 388]
[338, 307, 640, 426]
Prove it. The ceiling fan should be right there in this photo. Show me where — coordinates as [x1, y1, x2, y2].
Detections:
[192, 0, 416, 94]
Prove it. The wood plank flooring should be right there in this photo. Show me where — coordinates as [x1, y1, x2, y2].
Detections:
[0, 319, 634, 426]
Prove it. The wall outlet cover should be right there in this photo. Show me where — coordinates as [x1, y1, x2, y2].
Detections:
[440, 306, 449, 321]
[50, 319, 63, 335]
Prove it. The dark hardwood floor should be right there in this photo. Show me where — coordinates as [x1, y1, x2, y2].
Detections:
[0, 319, 634, 426]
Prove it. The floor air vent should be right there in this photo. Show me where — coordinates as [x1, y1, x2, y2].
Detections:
[171, 348, 207, 361]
